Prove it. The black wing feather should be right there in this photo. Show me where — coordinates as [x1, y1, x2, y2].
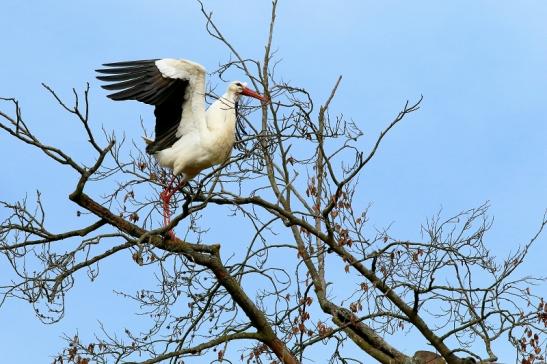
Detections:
[102, 60, 157, 67]
[96, 59, 190, 154]
[99, 75, 149, 91]
[95, 66, 152, 75]
[96, 71, 150, 82]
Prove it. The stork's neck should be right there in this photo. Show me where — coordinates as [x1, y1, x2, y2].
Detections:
[219, 91, 239, 107]
[206, 91, 238, 131]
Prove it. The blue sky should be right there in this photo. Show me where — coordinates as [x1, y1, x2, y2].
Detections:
[1, 0, 546, 362]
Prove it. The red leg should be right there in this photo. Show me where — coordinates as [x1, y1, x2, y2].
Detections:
[159, 175, 187, 239]
[171, 178, 188, 195]
[160, 175, 178, 202]
[160, 175, 177, 237]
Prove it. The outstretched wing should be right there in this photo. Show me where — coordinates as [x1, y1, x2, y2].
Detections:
[96, 59, 206, 154]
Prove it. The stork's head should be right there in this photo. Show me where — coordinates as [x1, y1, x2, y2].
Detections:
[229, 81, 267, 103]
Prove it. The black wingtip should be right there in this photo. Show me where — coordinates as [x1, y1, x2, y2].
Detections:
[101, 59, 158, 67]
[96, 60, 158, 76]
[96, 75, 113, 81]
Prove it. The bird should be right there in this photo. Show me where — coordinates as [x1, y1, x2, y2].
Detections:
[96, 58, 266, 235]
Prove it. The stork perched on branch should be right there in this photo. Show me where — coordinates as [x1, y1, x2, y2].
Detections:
[96, 58, 266, 235]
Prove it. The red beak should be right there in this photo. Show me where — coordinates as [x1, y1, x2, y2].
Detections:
[241, 87, 268, 103]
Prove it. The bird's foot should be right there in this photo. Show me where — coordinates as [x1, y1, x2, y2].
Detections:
[167, 230, 176, 240]
[162, 209, 176, 240]
[163, 209, 170, 226]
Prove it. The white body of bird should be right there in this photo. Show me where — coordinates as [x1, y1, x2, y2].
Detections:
[155, 87, 240, 180]
[97, 57, 265, 181]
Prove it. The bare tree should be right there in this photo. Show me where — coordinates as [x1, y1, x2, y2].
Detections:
[1, 2, 546, 364]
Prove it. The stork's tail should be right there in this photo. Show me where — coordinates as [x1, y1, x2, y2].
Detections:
[143, 131, 180, 155]
[142, 136, 156, 154]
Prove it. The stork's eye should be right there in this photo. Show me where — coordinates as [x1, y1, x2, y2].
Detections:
[235, 82, 242, 87]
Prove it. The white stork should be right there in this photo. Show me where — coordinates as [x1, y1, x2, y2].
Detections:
[96, 58, 266, 233]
